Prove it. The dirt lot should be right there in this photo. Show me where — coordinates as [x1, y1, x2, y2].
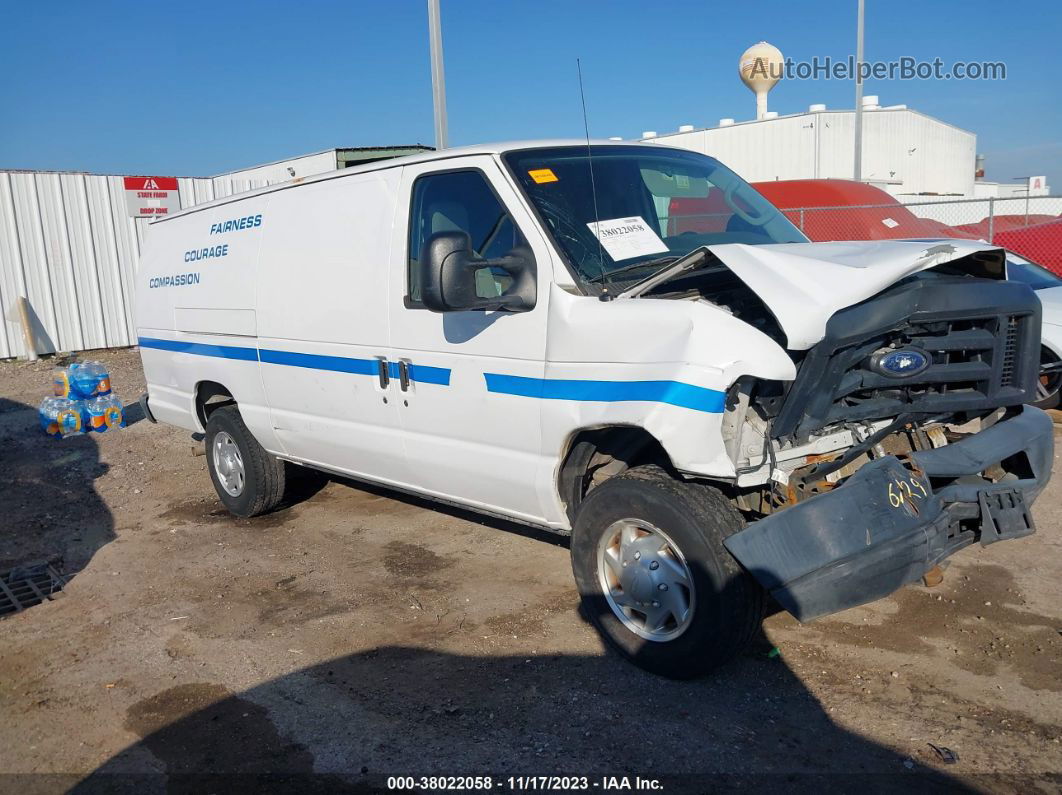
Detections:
[0, 348, 1059, 792]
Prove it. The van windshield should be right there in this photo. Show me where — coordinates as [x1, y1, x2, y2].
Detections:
[504, 145, 807, 291]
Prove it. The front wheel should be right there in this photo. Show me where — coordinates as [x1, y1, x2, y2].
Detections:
[570, 466, 763, 678]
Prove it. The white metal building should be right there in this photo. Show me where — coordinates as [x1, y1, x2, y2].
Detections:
[643, 100, 978, 198]
[0, 145, 430, 359]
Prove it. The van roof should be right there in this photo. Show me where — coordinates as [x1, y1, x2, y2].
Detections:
[153, 138, 677, 223]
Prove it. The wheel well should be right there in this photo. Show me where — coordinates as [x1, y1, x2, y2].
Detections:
[557, 426, 674, 524]
[195, 381, 235, 428]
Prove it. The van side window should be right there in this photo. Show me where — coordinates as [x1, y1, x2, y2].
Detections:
[407, 170, 521, 304]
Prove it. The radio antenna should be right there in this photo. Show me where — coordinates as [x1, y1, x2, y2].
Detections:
[577, 58, 609, 294]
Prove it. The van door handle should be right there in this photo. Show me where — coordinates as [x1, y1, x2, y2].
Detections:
[398, 361, 410, 391]
[376, 358, 390, 389]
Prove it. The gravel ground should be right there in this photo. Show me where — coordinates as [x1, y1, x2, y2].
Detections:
[0, 348, 1059, 793]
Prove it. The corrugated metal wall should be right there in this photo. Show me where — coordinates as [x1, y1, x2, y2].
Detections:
[0, 169, 296, 359]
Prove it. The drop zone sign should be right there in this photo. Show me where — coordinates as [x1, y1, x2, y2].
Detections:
[124, 176, 181, 218]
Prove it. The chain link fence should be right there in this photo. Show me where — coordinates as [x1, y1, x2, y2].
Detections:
[777, 195, 1062, 273]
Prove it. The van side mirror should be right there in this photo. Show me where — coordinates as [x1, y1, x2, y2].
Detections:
[418, 231, 536, 313]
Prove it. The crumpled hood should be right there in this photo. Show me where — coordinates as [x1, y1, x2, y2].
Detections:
[702, 239, 1006, 350]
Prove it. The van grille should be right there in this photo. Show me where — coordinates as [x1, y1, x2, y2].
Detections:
[832, 314, 1032, 413]
[1000, 315, 1019, 388]
[769, 278, 1041, 441]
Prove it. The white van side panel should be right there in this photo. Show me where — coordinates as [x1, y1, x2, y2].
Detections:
[255, 169, 409, 484]
[135, 196, 274, 445]
[174, 307, 257, 337]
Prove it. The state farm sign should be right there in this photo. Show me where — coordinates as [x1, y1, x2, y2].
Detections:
[123, 176, 181, 218]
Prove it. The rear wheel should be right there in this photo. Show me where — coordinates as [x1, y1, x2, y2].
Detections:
[205, 405, 286, 517]
[1033, 346, 1061, 410]
[570, 465, 764, 678]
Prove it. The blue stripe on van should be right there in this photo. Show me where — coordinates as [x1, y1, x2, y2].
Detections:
[408, 363, 451, 386]
[386, 361, 451, 385]
[258, 348, 377, 376]
[483, 373, 726, 413]
[139, 336, 450, 386]
[138, 337, 719, 410]
[138, 336, 259, 361]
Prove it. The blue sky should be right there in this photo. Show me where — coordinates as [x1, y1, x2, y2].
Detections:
[2, 1, 1059, 186]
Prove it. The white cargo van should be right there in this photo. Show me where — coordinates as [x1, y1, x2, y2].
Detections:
[136, 141, 1052, 677]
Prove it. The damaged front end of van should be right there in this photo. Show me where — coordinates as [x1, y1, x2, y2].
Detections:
[625, 238, 1053, 621]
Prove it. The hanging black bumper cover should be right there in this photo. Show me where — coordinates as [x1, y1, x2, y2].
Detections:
[724, 406, 1053, 621]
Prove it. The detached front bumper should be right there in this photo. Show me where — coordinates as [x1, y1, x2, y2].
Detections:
[724, 406, 1054, 621]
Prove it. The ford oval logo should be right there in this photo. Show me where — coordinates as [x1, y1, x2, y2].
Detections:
[872, 348, 931, 378]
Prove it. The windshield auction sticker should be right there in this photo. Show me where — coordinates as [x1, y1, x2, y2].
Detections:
[528, 168, 558, 184]
[587, 216, 668, 261]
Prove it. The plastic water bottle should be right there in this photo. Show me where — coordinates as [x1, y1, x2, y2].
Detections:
[85, 396, 106, 432]
[105, 395, 126, 430]
[87, 394, 125, 432]
[71, 361, 111, 399]
[52, 365, 73, 398]
[53, 398, 86, 437]
[94, 363, 112, 396]
[38, 396, 63, 437]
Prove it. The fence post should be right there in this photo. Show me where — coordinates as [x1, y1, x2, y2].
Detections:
[987, 198, 994, 244]
[17, 296, 38, 362]
[799, 208, 805, 232]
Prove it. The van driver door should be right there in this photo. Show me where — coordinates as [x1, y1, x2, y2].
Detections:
[387, 157, 554, 524]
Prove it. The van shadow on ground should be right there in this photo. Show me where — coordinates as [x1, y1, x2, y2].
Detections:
[0, 397, 114, 579]
[82, 561, 973, 793]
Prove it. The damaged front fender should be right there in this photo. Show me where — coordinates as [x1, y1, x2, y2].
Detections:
[541, 283, 795, 478]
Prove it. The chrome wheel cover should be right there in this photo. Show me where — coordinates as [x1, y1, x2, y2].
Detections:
[597, 519, 696, 641]
[212, 431, 246, 497]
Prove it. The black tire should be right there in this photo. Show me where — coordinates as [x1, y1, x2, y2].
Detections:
[204, 404, 286, 518]
[570, 465, 764, 678]
[1032, 346, 1061, 410]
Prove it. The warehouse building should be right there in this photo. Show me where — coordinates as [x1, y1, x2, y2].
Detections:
[641, 97, 981, 197]
[642, 41, 1049, 200]
[0, 145, 430, 359]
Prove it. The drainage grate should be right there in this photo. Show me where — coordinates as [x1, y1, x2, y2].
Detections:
[0, 560, 69, 617]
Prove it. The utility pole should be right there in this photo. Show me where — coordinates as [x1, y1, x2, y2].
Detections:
[427, 0, 448, 150]
[853, 0, 865, 180]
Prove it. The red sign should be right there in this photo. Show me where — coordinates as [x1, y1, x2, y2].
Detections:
[123, 176, 179, 191]
[123, 176, 181, 217]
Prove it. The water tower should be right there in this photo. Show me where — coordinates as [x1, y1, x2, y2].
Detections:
[739, 41, 783, 120]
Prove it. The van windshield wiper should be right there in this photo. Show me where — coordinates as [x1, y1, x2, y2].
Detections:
[590, 254, 680, 286]
[616, 247, 711, 299]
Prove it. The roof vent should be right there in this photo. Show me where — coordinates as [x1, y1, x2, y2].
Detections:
[608, 136, 623, 141]
[642, 131, 657, 139]
[718, 118, 735, 127]
[678, 124, 695, 132]
[809, 103, 827, 112]
[764, 111, 779, 119]
[862, 95, 880, 110]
